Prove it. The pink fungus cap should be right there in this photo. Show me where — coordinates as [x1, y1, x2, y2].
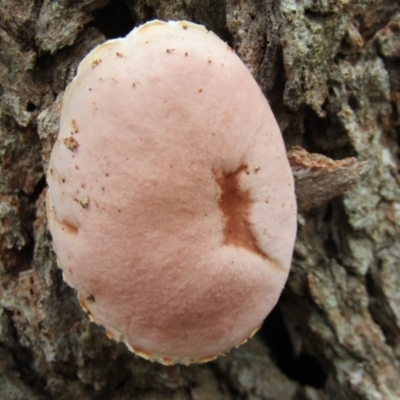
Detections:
[46, 20, 297, 365]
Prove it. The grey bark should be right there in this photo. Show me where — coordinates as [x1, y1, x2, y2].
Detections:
[1, 0, 400, 399]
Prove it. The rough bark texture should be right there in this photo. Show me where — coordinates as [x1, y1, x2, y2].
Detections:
[1, 0, 399, 399]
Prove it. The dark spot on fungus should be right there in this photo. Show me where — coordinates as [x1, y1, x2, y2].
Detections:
[166, 48, 175, 53]
[86, 293, 95, 303]
[92, 59, 102, 68]
[63, 136, 79, 151]
[182, 25, 188, 30]
[214, 165, 267, 259]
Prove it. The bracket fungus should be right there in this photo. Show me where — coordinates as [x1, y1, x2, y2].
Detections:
[46, 20, 297, 365]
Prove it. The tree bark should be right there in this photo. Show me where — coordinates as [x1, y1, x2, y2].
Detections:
[1, 0, 400, 399]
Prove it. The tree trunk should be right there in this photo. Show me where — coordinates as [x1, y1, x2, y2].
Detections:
[1, 1, 400, 399]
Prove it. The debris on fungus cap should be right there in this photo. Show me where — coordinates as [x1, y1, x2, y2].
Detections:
[46, 20, 297, 365]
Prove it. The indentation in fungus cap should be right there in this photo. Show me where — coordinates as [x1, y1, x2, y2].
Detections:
[46, 20, 297, 365]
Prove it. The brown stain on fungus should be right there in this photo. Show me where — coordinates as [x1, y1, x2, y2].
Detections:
[131, 345, 152, 360]
[91, 59, 102, 68]
[63, 136, 78, 151]
[215, 165, 267, 259]
[72, 119, 78, 133]
[60, 220, 78, 234]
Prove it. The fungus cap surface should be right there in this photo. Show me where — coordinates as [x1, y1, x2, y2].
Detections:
[46, 20, 297, 365]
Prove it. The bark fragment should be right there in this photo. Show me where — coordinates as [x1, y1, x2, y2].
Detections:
[289, 146, 366, 211]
